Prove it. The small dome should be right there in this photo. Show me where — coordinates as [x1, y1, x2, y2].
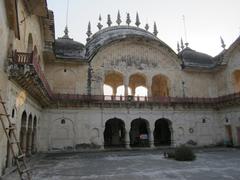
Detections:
[54, 27, 85, 59]
[179, 47, 215, 69]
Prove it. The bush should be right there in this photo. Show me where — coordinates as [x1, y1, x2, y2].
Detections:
[174, 145, 196, 161]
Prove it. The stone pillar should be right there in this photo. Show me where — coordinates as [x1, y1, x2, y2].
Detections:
[20, 128, 27, 153]
[31, 131, 36, 154]
[147, 77, 152, 97]
[113, 87, 117, 96]
[149, 123, 155, 148]
[27, 129, 32, 156]
[124, 76, 129, 97]
[125, 129, 131, 149]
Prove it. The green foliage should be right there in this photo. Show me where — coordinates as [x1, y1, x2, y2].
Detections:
[174, 145, 196, 161]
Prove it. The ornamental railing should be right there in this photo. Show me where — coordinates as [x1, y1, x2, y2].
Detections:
[9, 51, 240, 107]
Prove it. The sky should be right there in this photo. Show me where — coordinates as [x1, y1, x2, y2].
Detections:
[48, 0, 240, 56]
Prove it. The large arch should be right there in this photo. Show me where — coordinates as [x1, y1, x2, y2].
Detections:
[154, 119, 172, 146]
[130, 118, 150, 147]
[129, 73, 147, 97]
[104, 71, 124, 96]
[151, 74, 170, 97]
[104, 118, 125, 148]
[19, 111, 27, 153]
[233, 70, 240, 92]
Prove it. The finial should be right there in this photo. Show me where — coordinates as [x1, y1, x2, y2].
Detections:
[135, 12, 140, 27]
[145, 23, 149, 31]
[185, 42, 189, 47]
[153, 22, 158, 36]
[63, 26, 69, 38]
[177, 42, 180, 53]
[97, 14, 103, 30]
[107, 14, 112, 27]
[86, 21, 92, 41]
[180, 38, 185, 50]
[126, 13, 131, 26]
[220, 36, 226, 49]
[116, 11, 122, 26]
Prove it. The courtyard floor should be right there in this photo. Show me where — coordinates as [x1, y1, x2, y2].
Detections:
[3, 148, 240, 180]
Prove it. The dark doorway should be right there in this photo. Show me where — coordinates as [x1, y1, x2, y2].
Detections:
[104, 118, 125, 148]
[154, 119, 171, 146]
[130, 118, 149, 147]
[225, 125, 233, 146]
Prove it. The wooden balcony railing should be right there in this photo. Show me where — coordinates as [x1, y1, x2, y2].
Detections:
[12, 50, 33, 64]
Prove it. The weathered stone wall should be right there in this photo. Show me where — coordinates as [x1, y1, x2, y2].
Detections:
[45, 62, 88, 94]
[39, 106, 224, 151]
[213, 45, 240, 96]
[90, 40, 216, 97]
[0, 0, 44, 175]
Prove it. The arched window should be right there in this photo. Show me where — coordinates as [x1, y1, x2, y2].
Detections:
[129, 73, 147, 97]
[151, 74, 170, 97]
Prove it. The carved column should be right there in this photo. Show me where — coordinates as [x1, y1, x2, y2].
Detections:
[149, 123, 155, 148]
[125, 128, 131, 149]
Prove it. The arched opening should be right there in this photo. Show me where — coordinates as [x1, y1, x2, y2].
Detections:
[130, 118, 149, 147]
[151, 74, 170, 97]
[33, 45, 38, 63]
[233, 70, 240, 92]
[154, 119, 172, 146]
[26, 114, 32, 156]
[20, 111, 27, 153]
[27, 34, 33, 53]
[104, 71, 124, 96]
[31, 116, 37, 154]
[104, 118, 125, 148]
[129, 73, 147, 97]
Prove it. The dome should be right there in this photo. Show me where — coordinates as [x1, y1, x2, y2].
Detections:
[54, 27, 85, 59]
[85, 25, 176, 59]
[179, 47, 216, 69]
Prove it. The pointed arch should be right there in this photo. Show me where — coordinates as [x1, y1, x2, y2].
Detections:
[104, 118, 126, 148]
[130, 118, 150, 147]
[151, 74, 170, 97]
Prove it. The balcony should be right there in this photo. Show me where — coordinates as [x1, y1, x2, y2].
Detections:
[7, 50, 240, 108]
[8, 50, 53, 107]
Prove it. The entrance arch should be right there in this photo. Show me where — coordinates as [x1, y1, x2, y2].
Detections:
[104, 118, 125, 148]
[130, 118, 149, 147]
[154, 119, 172, 146]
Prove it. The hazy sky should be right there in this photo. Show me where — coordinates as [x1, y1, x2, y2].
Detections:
[48, 0, 240, 56]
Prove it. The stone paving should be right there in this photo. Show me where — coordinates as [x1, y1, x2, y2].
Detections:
[2, 148, 240, 180]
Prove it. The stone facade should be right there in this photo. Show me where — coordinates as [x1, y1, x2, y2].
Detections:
[0, 0, 240, 177]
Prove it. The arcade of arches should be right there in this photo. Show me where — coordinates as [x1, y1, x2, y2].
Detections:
[19, 111, 38, 156]
[103, 71, 170, 97]
[103, 118, 172, 148]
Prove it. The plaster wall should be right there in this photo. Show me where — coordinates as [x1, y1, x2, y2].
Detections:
[40, 107, 224, 152]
